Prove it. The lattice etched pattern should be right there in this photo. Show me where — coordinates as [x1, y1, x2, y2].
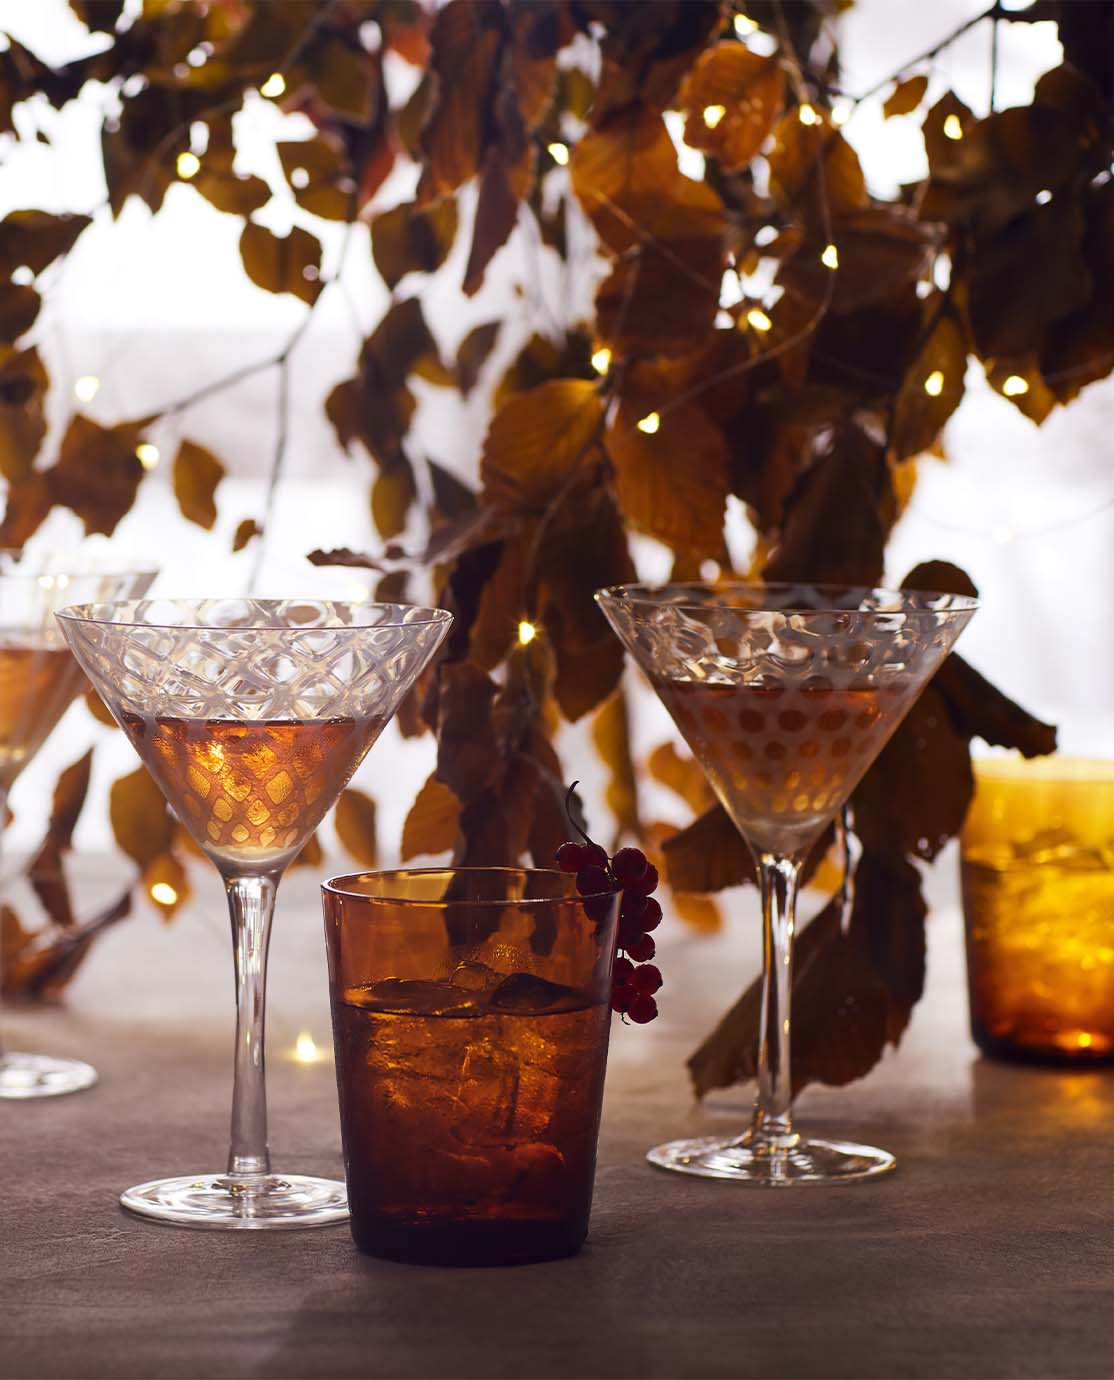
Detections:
[597, 583, 976, 855]
[58, 599, 451, 871]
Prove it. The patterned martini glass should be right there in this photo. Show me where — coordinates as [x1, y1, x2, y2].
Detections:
[596, 582, 976, 1185]
[57, 598, 451, 1228]
[0, 555, 155, 1100]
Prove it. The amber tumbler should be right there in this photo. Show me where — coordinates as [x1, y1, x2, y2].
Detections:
[321, 868, 620, 1265]
[962, 756, 1114, 1064]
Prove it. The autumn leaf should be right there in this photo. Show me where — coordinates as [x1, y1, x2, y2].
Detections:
[401, 773, 461, 859]
[0, 210, 91, 275]
[435, 661, 499, 800]
[883, 74, 928, 119]
[647, 741, 714, 815]
[679, 43, 785, 171]
[371, 198, 458, 289]
[456, 321, 500, 396]
[173, 439, 224, 530]
[0, 283, 41, 343]
[370, 461, 416, 540]
[0, 344, 48, 484]
[663, 804, 754, 893]
[278, 136, 355, 222]
[767, 114, 868, 224]
[591, 689, 640, 844]
[47, 414, 145, 537]
[419, 0, 504, 198]
[192, 150, 270, 218]
[28, 749, 93, 930]
[891, 309, 967, 460]
[110, 766, 174, 866]
[239, 222, 322, 305]
[776, 209, 936, 316]
[335, 788, 378, 866]
[481, 378, 603, 509]
[232, 518, 261, 552]
[85, 685, 118, 727]
[302, 35, 378, 123]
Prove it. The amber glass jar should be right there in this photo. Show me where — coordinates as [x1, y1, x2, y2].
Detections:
[961, 756, 1114, 1064]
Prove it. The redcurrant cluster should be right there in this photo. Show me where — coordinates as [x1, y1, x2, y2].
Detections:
[556, 838, 663, 1025]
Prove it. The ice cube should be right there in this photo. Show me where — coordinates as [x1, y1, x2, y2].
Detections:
[450, 960, 502, 992]
[362, 977, 482, 1017]
[489, 972, 576, 1014]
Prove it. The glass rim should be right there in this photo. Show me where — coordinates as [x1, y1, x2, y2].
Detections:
[54, 598, 453, 633]
[595, 580, 979, 617]
[322, 866, 617, 906]
[0, 562, 158, 584]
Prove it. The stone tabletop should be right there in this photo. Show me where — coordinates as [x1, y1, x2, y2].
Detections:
[3, 855, 1113, 1380]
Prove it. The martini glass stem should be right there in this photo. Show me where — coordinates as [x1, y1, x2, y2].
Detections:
[753, 851, 803, 1146]
[226, 872, 278, 1178]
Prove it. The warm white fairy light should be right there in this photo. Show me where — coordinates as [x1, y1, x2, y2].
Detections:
[943, 113, 964, 140]
[703, 104, 726, 129]
[798, 102, 820, 126]
[637, 412, 661, 435]
[1036, 189, 1052, 205]
[74, 375, 100, 402]
[746, 307, 773, 332]
[293, 1032, 321, 1064]
[135, 443, 160, 470]
[517, 620, 537, 646]
[1003, 375, 1029, 396]
[923, 370, 945, 397]
[150, 881, 178, 906]
[821, 243, 839, 270]
[734, 13, 759, 36]
[260, 72, 286, 98]
[831, 100, 851, 126]
[591, 347, 612, 374]
[547, 142, 570, 166]
[176, 151, 200, 179]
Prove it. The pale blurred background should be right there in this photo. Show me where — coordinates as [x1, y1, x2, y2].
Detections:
[1, 0, 1111, 885]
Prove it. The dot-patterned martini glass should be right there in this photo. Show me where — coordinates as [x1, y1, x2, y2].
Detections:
[0, 555, 156, 1101]
[57, 598, 451, 1228]
[596, 582, 976, 1185]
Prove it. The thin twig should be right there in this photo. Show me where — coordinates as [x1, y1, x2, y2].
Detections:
[246, 353, 290, 595]
[989, 15, 1000, 113]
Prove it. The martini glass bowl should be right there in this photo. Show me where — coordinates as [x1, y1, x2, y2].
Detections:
[57, 597, 451, 1228]
[0, 554, 155, 1100]
[596, 582, 976, 1186]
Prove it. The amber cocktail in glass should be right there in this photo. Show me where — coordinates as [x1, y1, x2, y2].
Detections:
[322, 867, 620, 1265]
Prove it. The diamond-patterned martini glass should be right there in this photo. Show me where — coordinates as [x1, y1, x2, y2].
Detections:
[596, 582, 976, 1185]
[0, 555, 155, 1101]
[57, 598, 451, 1229]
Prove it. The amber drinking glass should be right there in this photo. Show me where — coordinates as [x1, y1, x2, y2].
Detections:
[962, 755, 1114, 1064]
[322, 867, 620, 1265]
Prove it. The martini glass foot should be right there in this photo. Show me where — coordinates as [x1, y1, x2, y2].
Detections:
[0, 1051, 98, 1099]
[120, 1173, 349, 1229]
[647, 1130, 895, 1184]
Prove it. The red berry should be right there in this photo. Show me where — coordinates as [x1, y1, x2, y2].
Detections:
[639, 896, 663, 932]
[620, 892, 649, 924]
[631, 963, 662, 994]
[583, 842, 610, 870]
[582, 893, 616, 925]
[576, 864, 611, 896]
[612, 847, 648, 888]
[556, 841, 587, 873]
[628, 862, 659, 896]
[611, 986, 633, 1014]
[618, 916, 646, 951]
[612, 955, 634, 986]
[626, 933, 655, 962]
[627, 992, 658, 1024]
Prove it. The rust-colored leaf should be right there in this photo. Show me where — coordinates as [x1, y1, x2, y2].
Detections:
[47, 415, 145, 537]
[239, 222, 322, 305]
[663, 804, 754, 894]
[767, 114, 868, 224]
[0, 210, 91, 274]
[232, 518, 261, 552]
[371, 198, 458, 290]
[891, 309, 967, 460]
[647, 741, 714, 815]
[883, 74, 928, 119]
[481, 378, 603, 509]
[435, 661, 499, 800]
[173, 438, 224, 530]
[110, 765, 174, 866]
[591, 689, 639, 844]
[419, 0, 504, 198]
[289, 830, 323, 870]
[401, 773, 462, 859]
[370, 461, 416, 541]
[278, 135, 355, 223]
[679, 43, 785, 171]
[84, 686, 117, 727]
[456, 321, 500, 396]
[0, 283, 41, 343]
[335, 788, 378, 867]
[0, 344, 48, 483]
[934, 655, 1058, 760]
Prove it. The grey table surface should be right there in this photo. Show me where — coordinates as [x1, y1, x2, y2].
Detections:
[2, 854, 1112, 1380]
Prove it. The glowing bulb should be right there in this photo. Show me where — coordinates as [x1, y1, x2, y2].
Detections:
[831, 100, 851, 126]
[703, 104, 726, 129]
[517, 620, 537, 646]
[746, 307, 773, 332]
[734, 13, 758, 35]
[636, 411, 661, 435]
[136, 443, 160, 470]
[591, 347, 612, 375]
[260, 72, 286, 99]
[798, 102, 819, 126]
[821, 243, 839, 270]
[923, 370, 945, 397]
[547, 142, 569, 166]
[176, 150, 200, 179]
[150, 882, 178, 907]
[1078, 1032, 1094, 1049]
[1036, 189, 1052, 205]
[943, 113, 963, 140]
[74, 375, 99, 402]
[1002, 374, 1029, 396]
[293, 1032, 321, 1064]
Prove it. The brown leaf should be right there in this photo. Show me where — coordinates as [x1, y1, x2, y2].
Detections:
[934, 655, 1058, 760]
[193, 152, 270, 218]
[419, 0, 504, 198]
[47, 414, 145, 537]
[0, 344, 48, 483]
[110, 765, 174, 867]
[371, 198, 458, 290]
[882, 74, 928, 119]
[335, 788, 378, 867]
[27, 749, 93, 930]
[663, 803, 754, 893]
[456, 321, 500, 396]
[303, 36, 378, 122]
[891, 308, 968, 460]
[232, 518, 261, 552]
[1041, 181, 1114, 406]
[776, 208, 936, 316]
[84, 686, 117, 727]
[0, 210, 91, 274]
[370, 461, 416, 541]
[672, 891, 723, 934]
[0, 283, 41, 343]
[607, 378, 728, 558]
[591, 689, 640, 844]
[172, 438, 224, 530]
[288, 830, 323, 870]
[647, 741, 714, 815]
[594, 238, 721, 356]
[901, 560, 978, 600]
[278, 135, 356, 223]
[435, 661, 499, 800]
[239, 222, 322, 305]
[468, 535, 532, 670]
[767, 114, 868, 224]
[847, 851, 927, 1042]
[679, 43, 785, 171]
[494, 329, 596, 408]
[401, 773, 462, 859]
[481, 378, 603, 509]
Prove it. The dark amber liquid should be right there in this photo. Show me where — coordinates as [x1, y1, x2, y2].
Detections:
[0, 642, 82, 791]
[120, 714, 386, 869]
[654, 679, 905, 851]
[333, 976, 610, 1265]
